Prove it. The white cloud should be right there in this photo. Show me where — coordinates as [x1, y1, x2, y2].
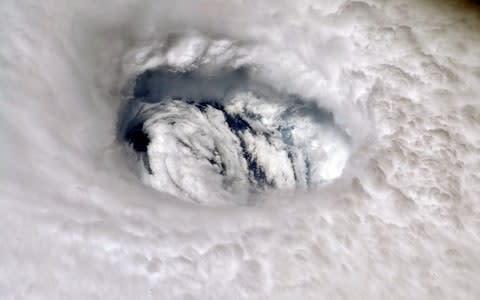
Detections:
[1, 0, 480, 299]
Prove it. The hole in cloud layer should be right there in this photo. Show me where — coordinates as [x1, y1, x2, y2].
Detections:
[118, 67, 352, 205]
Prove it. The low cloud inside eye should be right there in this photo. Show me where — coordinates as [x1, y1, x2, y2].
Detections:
[118, 66, 352, 205]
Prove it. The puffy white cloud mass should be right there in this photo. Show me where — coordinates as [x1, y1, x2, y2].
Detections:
[0, 0, 479, 299]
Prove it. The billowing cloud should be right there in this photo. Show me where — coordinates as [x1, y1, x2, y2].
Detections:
[1, 0, 479, 299]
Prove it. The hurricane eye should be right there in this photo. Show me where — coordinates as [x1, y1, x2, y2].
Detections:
[118, 67, 351, 205]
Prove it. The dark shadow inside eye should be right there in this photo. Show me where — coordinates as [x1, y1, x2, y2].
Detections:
[124, 122, 150, 153]
[132, 67, 250, 103]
